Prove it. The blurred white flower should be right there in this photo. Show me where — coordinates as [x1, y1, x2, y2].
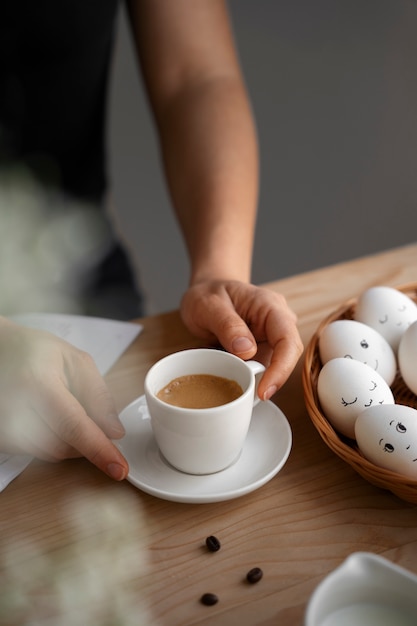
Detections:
[0, 487, 155, 625]
[0, 167, 113, 315]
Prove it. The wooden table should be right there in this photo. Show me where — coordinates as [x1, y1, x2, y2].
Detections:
[1, 243, 417, 625]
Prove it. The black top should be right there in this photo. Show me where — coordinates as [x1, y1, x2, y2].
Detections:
[0, 1, 144, 320]
[0, 0, 120, 203]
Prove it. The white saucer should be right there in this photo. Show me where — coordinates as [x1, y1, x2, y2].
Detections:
[115, 395, 292, 503]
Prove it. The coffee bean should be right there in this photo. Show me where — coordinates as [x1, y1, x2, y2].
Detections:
[205, 535, 221, 552]
[200, 592, 219, 606]
[246, 567, 263, 584]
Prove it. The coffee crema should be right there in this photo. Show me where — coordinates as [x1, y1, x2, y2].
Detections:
[157, 374, 243, 409]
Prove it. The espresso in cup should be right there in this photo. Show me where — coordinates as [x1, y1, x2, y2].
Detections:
[144, 348, 265, 474]
[157, 374, 243, 409]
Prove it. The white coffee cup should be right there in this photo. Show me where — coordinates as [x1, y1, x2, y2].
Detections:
[305, 552, 417, 626]
[144, 348, 265, 475]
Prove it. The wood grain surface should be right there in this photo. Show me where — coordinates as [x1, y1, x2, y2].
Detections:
[1, 243, 417, 625]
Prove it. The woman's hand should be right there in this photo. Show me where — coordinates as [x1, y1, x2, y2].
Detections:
[0, 319, 128, 480]
[181, 280, 304, 400]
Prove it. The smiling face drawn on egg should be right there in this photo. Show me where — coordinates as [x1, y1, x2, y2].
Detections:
[355, 286, 417, 352]
[355, 404, 417, 479]
[378, 305, 407, 327]
[340, 379, 383, 410]
[376, 305, 414, 350]
[341, 378, 378, 408]
[317, 358, 395, 439]
[345, 338, 376, 369]
[378, 420, 417, 461]
[319, 319, 397, 385]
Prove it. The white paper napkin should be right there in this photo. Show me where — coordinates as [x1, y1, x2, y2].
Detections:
[1, 313, 143, 491]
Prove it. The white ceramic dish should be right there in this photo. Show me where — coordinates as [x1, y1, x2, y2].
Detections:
[305, 552, 417, 626]
[115, 395, 292, 503]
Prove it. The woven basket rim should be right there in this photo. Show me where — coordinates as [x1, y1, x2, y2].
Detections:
[303, 282, 417, 503]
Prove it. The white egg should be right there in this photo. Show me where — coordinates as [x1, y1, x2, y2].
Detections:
[317, 358, 394, 439]
[398, 320, 417, 396]
[319, 319, 397, 385]
[355, 404, 417, 479]
[354, 286, 417, 352]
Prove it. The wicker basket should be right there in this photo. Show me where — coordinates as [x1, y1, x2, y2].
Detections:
[302, 282, 417, 504]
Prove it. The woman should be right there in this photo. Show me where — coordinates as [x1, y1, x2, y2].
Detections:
[0, 0, 302, 479]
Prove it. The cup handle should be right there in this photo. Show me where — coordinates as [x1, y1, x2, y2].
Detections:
[246, 360, 266, 406]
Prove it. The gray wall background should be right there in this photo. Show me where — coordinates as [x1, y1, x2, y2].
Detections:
[108, 0, 417, 315]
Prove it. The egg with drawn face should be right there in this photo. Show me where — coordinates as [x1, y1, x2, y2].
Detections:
[319, 319, 397, 385]
[317, 358, 394, 439]
[398, 320, 417, 396]
[355, 404, 417, 479]
[354, 286, 417, 352]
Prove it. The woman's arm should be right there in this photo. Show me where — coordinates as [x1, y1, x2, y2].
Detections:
[126, 0, 303, 397]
